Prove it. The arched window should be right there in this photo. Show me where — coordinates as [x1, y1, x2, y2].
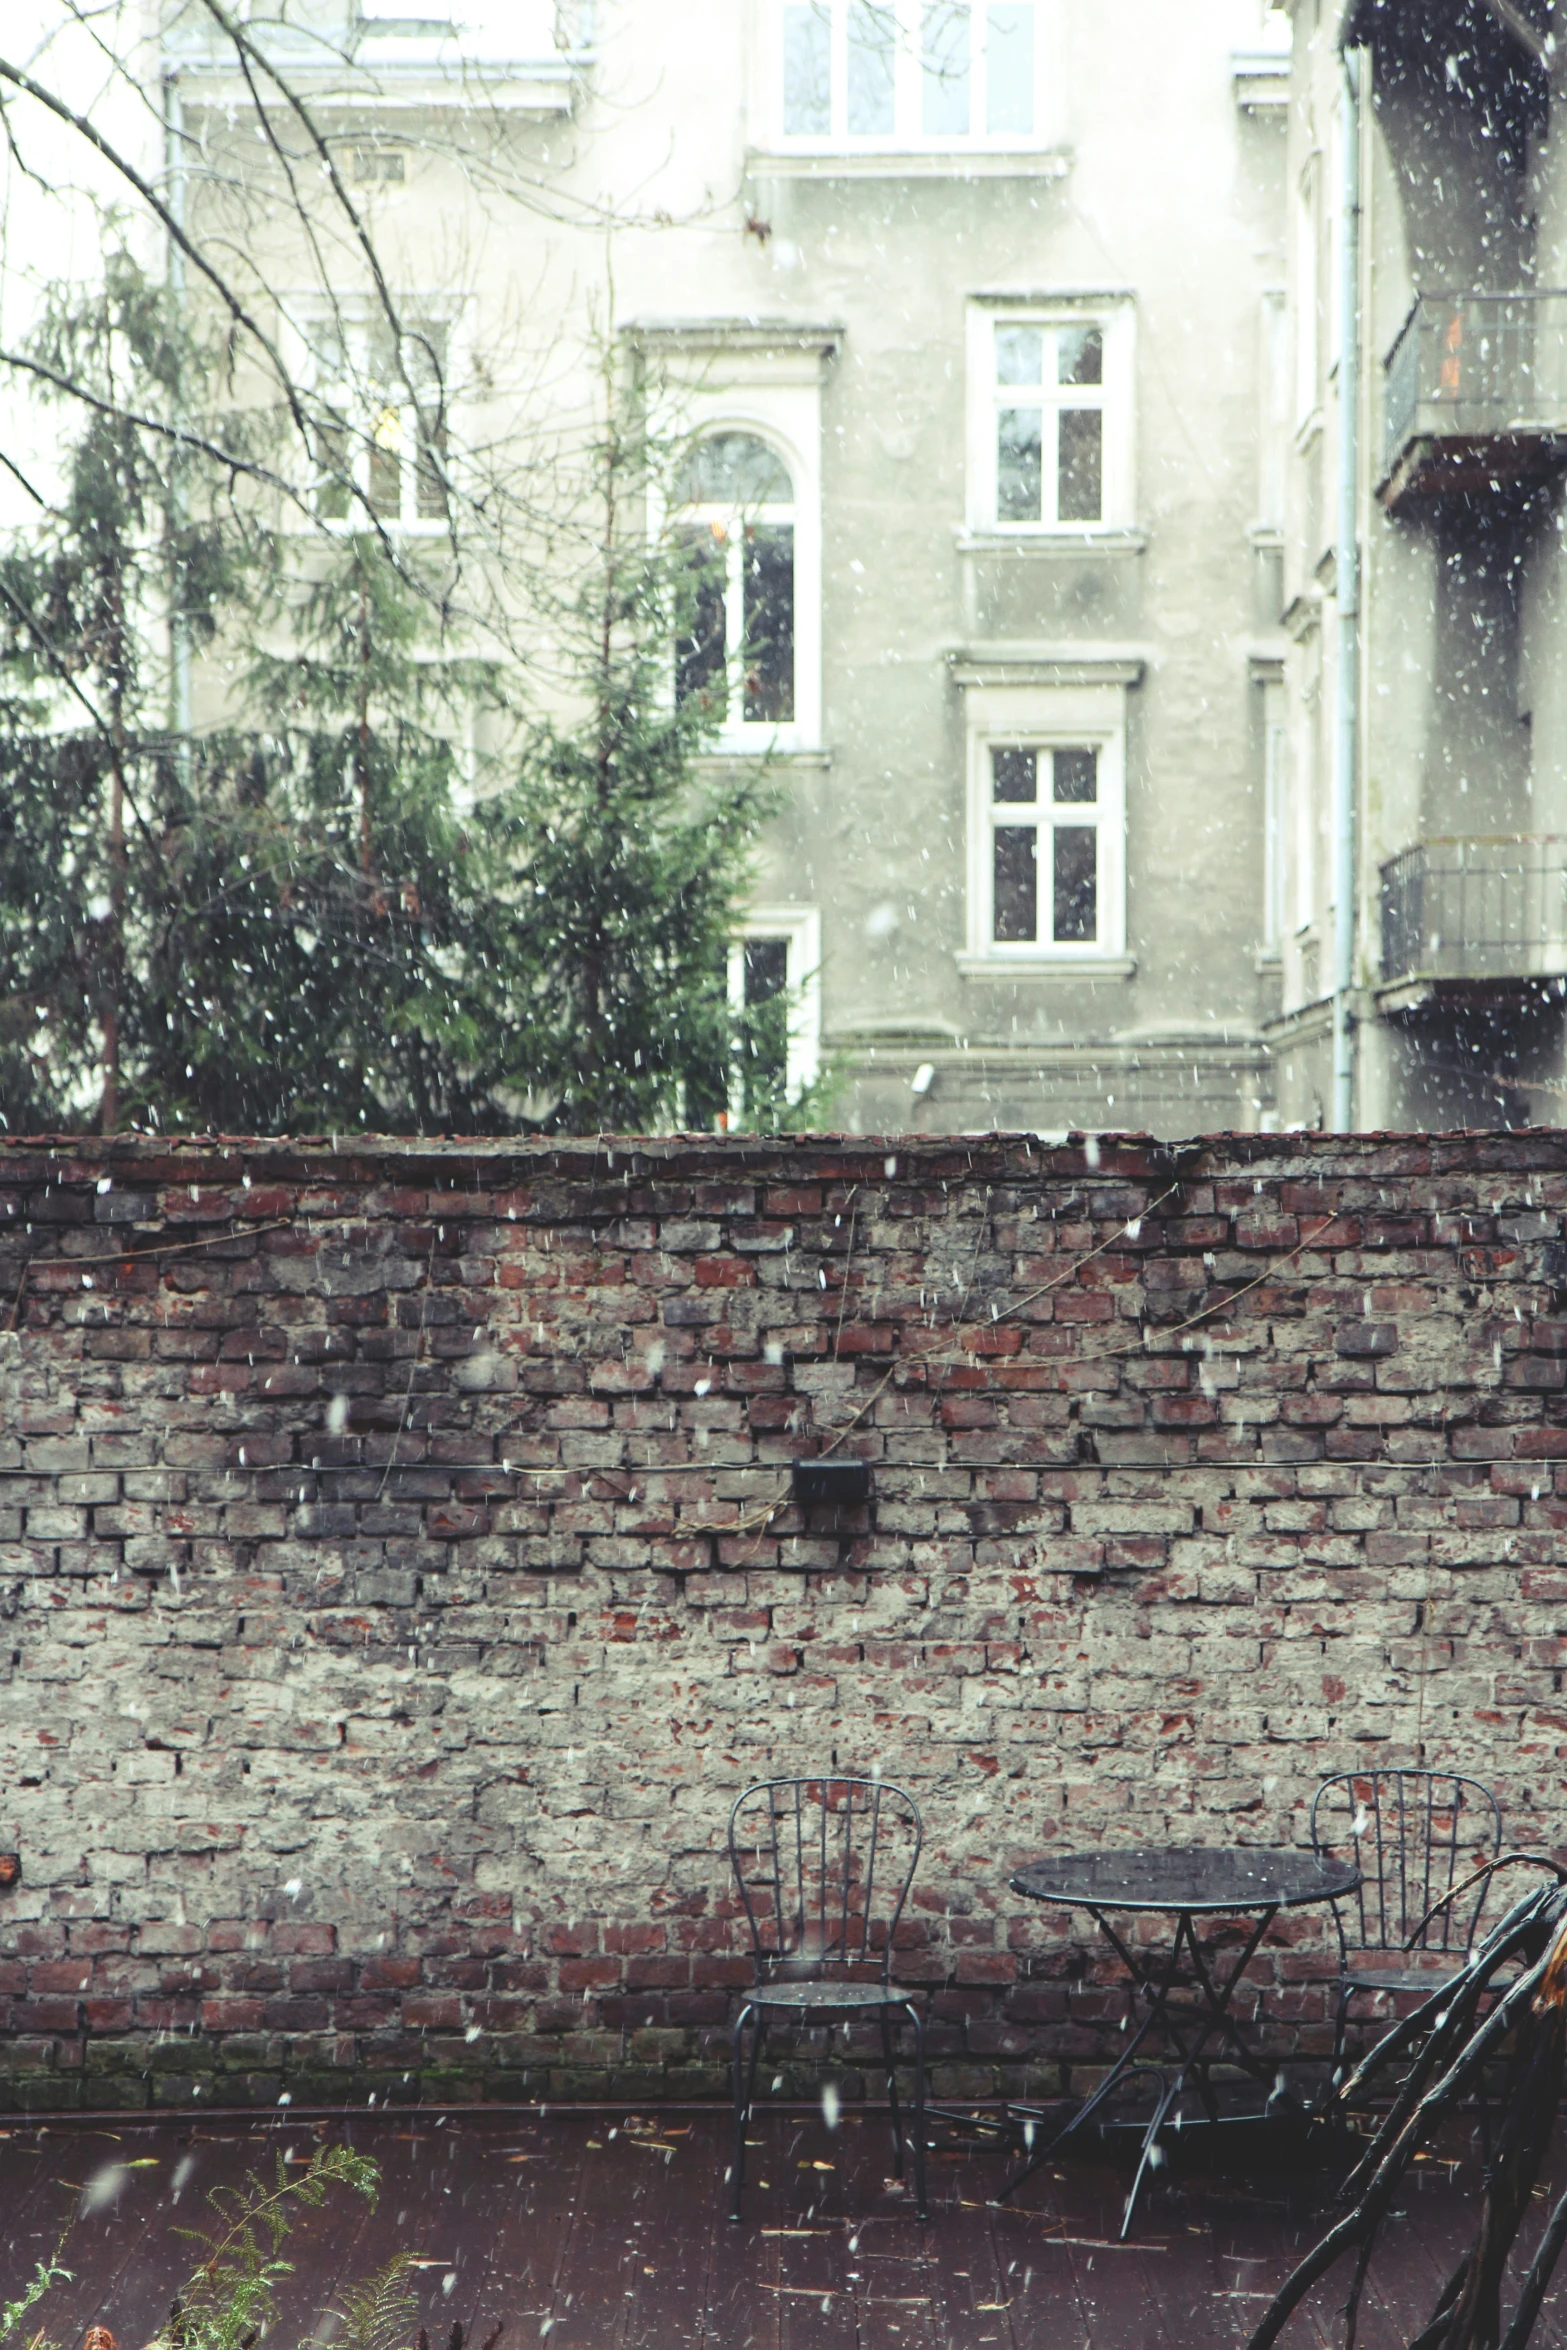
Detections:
[672, 433, 796, 728]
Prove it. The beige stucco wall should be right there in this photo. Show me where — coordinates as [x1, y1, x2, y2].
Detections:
[172, 0, 1291, 1137]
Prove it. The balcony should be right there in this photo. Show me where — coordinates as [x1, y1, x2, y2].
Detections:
[165, 1, 581, 115]
[1380, 293, 1567, 511]
[1379, 836, 1567, 1004]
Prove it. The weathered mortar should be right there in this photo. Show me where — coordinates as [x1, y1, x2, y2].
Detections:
[1, 1128, 1564, 2113]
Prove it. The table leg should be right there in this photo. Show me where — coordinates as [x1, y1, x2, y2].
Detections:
[1116, 1903, 1288, 2232]
[1182, 1904, 1280, 2068]
[990, 1915, 1196, 2202]
[1119, 2070, 1183, 2240]
[993, 1900, 1285, 2225]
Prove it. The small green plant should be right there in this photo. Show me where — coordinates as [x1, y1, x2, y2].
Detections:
[328, 2256, 420, 2350]
[0, 2144, 497, 2350]
[0, 2243, 71, 2347]
[166, 2145, 380, 2350]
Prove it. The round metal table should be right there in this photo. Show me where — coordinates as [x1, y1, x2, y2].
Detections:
[1005, 1846, 1361, 2236]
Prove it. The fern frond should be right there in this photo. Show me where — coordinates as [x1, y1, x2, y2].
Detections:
[330, 2250, 421, 2350]
[171, 2146, 380, 2350]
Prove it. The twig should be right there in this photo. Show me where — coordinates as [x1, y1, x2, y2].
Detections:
[1403, 1852, 1567, 1951]
[815, 1179, 1187, 1458]
[1480, 0, 1553, 69]
[831, 1187, 859, 1361]
[1246, 1885, 1567, 2350]
[5, 1217, 292, 1331]
[377, 1234, 438, 1499]
[1090, 1210, 1344, 1362]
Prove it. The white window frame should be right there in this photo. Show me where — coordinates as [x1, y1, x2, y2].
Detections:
[1294, 154, 1322, 430]
[673, 448, 799, 743]
[1257, 289, 1288, 532]
[1261, 675, 1286, 951]
[281, 296, 466, 538]
[641, 339, 827, 755]
[728, 904, 822, 1119]
[961, 680, 1128, 967]
[764, 0, 1051, 153]
[966, 297, 1136, 537]
[357, 0, 561, 34]
[1293, 668, 1319, 936]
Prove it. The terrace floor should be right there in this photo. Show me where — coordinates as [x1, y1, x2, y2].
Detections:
[6, 2104, 1567, 2350]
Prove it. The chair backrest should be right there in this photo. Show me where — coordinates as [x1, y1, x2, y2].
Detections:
[728, 1776, 922, 1984]
[1310, 1770, 1503, 1957]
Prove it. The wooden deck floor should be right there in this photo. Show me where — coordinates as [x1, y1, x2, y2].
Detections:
[5, 2106, 1567, 2350]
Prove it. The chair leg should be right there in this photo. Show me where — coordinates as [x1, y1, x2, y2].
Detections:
[1330, 1977, 1350, 2107]
[904, 2000, 928, 2223]
[730, 2004, 761, 2222]
[879, 2005, 906, 2176]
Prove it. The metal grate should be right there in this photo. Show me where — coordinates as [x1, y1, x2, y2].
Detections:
[1383, 291, 1567, 472]
[1379, 836, 1567, 983]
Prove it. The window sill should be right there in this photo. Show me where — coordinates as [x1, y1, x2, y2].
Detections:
[957, 527, 1146, 558]
[694, 746, 832, 769]
[950, 643, 1148, 687]
[303, 516, 453, 539]
[1232, 52, 1290, 113]
[747, 146, 1071, 181]
[176, 49, 576, 114]
[956, 952, 1137, 981]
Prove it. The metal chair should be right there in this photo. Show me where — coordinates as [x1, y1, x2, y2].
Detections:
[727, 1775, 928, 2222]
[1310, 1769, 1503, 2085]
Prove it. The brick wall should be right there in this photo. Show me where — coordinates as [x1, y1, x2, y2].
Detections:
[1, 1128, 1565, 2113]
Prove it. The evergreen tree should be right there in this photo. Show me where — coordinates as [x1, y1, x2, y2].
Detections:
[0, 11, 830, 1142]
[0, 249, 261, 1132]
[233, 530, 505, 1133]
[0, 269, 816, 1139]
[0, 255, 504, 1136]
[474, 382, 780, 1133]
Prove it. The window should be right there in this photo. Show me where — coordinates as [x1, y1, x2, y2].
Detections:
[1257, 290, 1288, 531]
[1294, 157, 1322, 426]
[968, 303, 1134, 535]
[773, 0, 1043, 149]
[957, 668, 1131, 970]
[350, 146, 407, 182]
[298, 305, 455, 531]
[987, 746, 1103, 948]
[631, 320, 830, 752]
[736, 937, 790, 1123]
[672, 434, 795, 733]
[1261, 677, 1286, 951]
[996, 323, 1103, 524]
[353, 0, 572, 58]
[727, 907, 822, 1125]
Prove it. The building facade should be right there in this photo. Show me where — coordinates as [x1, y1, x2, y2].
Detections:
[1277, 0, 1567, 1131]
[156, 1, 1293, 1135]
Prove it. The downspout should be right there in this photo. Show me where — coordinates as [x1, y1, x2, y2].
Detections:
[165, 69, 192, 786]
[1331, 46, 1362, 1131]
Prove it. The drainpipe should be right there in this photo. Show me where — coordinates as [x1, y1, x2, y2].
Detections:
[1331, 47, 1363, 1132]
[165, 69, 192, 786]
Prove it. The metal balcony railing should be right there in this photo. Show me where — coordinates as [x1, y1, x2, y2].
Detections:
[1380, 837, 1567, 985]
[1382, 293, 1567, 497]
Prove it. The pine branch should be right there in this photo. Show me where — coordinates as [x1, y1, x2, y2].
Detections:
[0, 51, 314, 452]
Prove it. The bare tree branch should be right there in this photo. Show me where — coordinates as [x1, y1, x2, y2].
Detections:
[0, 46, 316, 449]
[191, 0, 462, 554]
[0, 344, 305, 507]
[1481, 0, 1554, 67]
